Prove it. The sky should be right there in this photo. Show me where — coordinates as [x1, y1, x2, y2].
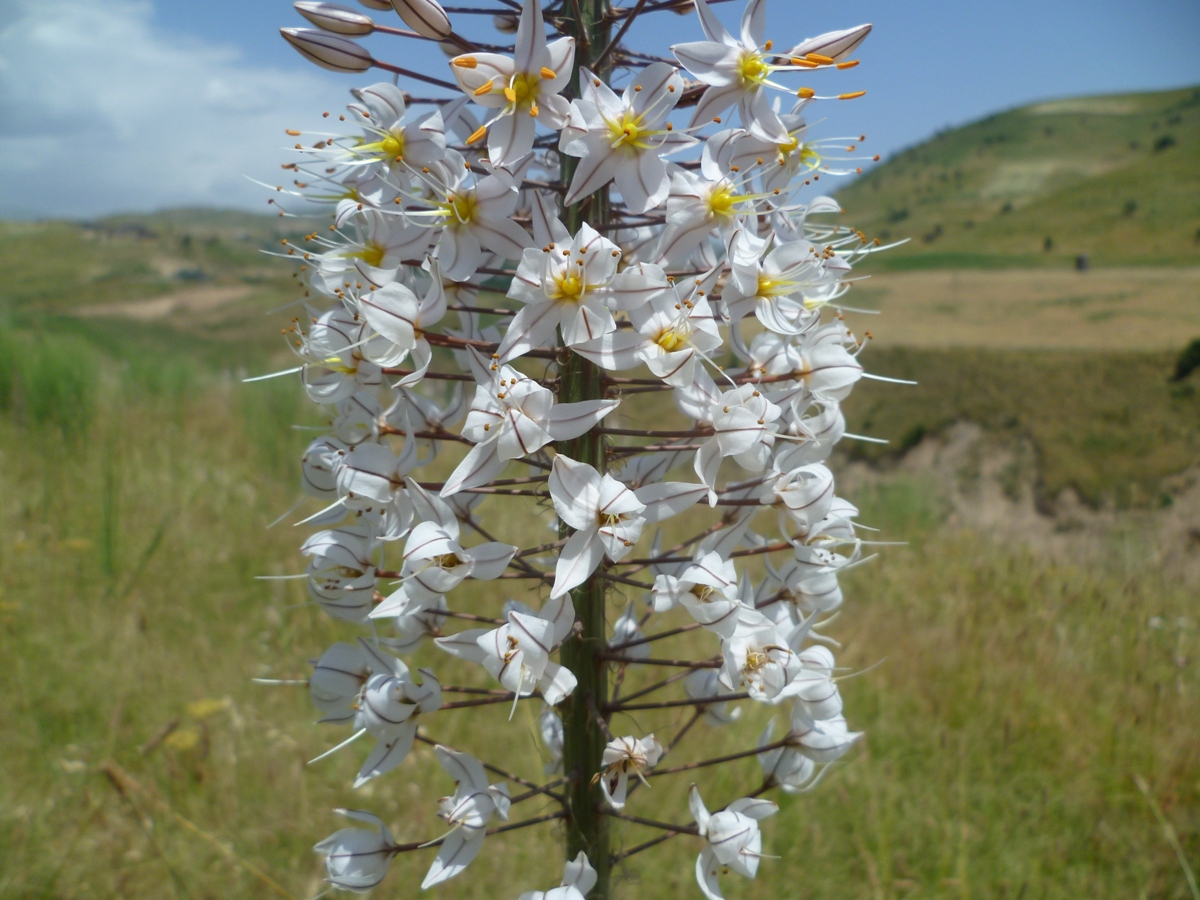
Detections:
[0, 0, 1197, 218]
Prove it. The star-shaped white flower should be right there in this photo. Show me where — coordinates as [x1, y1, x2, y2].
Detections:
[448, 0, 575, 166]
[559, 64, 693, 213]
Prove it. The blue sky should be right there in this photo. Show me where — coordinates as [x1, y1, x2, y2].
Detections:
[1, 0, 1197, 217]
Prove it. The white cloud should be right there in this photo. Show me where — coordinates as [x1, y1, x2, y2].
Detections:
[0, 0, 352, 217]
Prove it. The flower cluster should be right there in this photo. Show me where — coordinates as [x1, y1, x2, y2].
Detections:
[261, 0, 895, 895]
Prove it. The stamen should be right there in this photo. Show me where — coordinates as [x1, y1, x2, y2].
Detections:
[473, 79, 495, 96]
[540, 66, 556, 79]
[453, 56, 477, 68]
[467, 125, 487, 144]
[806, 52, 835, 65]
[838, 91, 866, 100]
[797, 87, 815, 99]
[836, 60, 860, 69]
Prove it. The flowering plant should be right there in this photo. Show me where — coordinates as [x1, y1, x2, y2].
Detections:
[262, 0, 901, 895]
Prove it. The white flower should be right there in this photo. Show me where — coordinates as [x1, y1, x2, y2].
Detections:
[559, 64, 692, 213]
[301, 526, 380, 623]
[689, 784, 778, 900]
[308, 641, 371, 722]
[519, 852, 597, 900]
[470, 595, 579, 708]
[651, 551, 743, 639]
[356, 261, 448, 385]
[498, 223, 625, 359]
[724, 231, 851, 335]
[757, 713, 860, 792]
[448, 0, 575, 166]
[441, 348, 619, 496]
[299, 307, 383, 405]
[414, 151, 533, 281]
[609, 603, 649, 660]
[371, 480, 515, 617]
[719, 616, 800, 703]
[549, 455, 708, 598]
[597, 734, 662, 809]
[422, 746, 511, 889]
[694, 383, 783, 503]
[314, 808, 397, 893]
[573, 270, 723, 388]
[312, 209, 430, 294]
[349, 639, 442, 787]
[338, 82, 448, 197]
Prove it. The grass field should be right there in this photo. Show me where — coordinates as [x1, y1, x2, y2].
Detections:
[0, 264, 1197, 898]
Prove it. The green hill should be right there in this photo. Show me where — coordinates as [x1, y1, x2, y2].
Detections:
[837, 85, 1200, 268]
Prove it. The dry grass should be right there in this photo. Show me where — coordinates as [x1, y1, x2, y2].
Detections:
[848, 268, 1200, 351]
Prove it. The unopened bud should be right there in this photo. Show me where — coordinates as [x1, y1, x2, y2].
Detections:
[788, 23, 872, 62]
[492, 13, 518, 33]
[390, 0, 452, 40]
[356, 0, 392, 8]
[280, 27, 373, 72]
[294, 1, 374, 36]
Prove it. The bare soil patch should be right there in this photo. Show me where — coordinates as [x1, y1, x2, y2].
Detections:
[77, 285, 254, 321]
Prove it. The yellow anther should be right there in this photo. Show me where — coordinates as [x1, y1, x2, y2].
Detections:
[453, 56, 477, 68]
[473, 79, 495, 96]
[540, 66, 557, 79]
[806, 52, 834, 64]
[467, 124, 487, 145]
[838, 91, 867, 100]
[797, 87, 815, 99]
[529, 102, 539, 117]
[503, 87, 517, 102]
[836, 59, 860, 69]
[791, 57, 818, 68]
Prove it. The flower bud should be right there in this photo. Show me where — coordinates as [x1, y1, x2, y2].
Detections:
[280, 27, 373, 72]
[389, 0, 452, 40]
[788, 23, 873, 62]
[356, 0, 392, 8]
[294, 1, 375, 36]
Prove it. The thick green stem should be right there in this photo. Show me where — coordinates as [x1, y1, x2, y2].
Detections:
[556, 0, 614, 895]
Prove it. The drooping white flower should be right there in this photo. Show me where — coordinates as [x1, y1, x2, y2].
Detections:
[312, 209, 430, 294]
[441, 348, 619, 496]
[370, 479, 515, 617]
[356, 261, 448, 385]
[651, 551, 743, 639]
[597, 734, 662, 809]
[549, 455, 708, 598]
[757, 712, 860, 792]
[694, 383, 783, 503]
[348, 639, 442, 787]
[689, 784, 778, 900]
[422, 746, 511, 889]
[447, 0, 575, 166]
[314, 808, 398, 893]
[559, 64, 692, 213]
[467, 595, 579, 708]
[539, 707, 564, 774]
[301, 526, 380, 622]
[518, 852, 597, 900]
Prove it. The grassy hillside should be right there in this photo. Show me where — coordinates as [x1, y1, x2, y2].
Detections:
[838, 86, 1200, 268]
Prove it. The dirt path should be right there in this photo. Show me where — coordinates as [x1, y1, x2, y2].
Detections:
[77, 285, 254, 321]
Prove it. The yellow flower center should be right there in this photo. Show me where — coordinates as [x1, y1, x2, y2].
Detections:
[738, 50, 769, 87]
[707, 184, 741, 220]
[439, 191, 478, 226]
[690, 584, 715, 603]
[744, 648, 769, 673]
[606, 109, 656, 150]
[553, 272, 586, 302]
[506, 71, 542, 109]
[348, 242, 385, 268]
[432, 553, 462, 570]
[380, 131, 405, 159]
[656, 328, 686, 352]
